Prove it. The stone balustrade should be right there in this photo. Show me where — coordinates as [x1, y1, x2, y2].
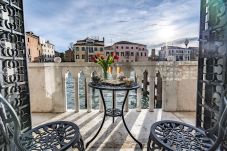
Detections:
[28, 61, 198, 113]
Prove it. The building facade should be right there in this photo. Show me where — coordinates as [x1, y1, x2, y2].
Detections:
[158, 46, 191, 61]
[26, 32, 41, 62]
[188, 47, 199, 61]
[104, 41, 148, 62]
[64, 49, 74, 62]
[158, 46, 199, 61]
[26, 32, 55, 62]
[74, 37, 104, 62]
[40, 39, 55, 62]
[149, 49, 158, 61]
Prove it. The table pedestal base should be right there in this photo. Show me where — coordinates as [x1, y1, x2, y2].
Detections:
[86, 89, 142, 149]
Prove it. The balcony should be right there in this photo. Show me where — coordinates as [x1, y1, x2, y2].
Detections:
[28, 61, 197, 150]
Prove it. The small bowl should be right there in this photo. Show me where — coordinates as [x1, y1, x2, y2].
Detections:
[118, 75, 126, 81]
[124, 79, 133, 87]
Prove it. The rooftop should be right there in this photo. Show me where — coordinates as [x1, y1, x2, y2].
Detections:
[114, 41, 146, 46]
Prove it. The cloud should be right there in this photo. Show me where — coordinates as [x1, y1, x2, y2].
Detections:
[23, 0, 200, 51]
[149, 37, 199, 49]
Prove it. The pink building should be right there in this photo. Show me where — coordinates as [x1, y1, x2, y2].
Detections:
[104, 41, 148, 62]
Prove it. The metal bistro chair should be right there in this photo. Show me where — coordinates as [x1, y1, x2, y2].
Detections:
[0, 94, 84, 151]
[147, 96, 227, 151]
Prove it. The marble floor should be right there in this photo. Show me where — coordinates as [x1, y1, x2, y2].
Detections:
[32, 109, 195, 151]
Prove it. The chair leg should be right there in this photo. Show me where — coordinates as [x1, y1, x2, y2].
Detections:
[79, 137, 85, 151]
[151, 141, 163, 151]
[147, 137, 151, 151]
[72, 135, 85, 151]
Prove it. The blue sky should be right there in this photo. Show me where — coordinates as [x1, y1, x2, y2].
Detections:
[23, 0, 200, 52]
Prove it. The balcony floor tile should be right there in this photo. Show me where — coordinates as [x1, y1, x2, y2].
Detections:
[32, 109, 195, 150]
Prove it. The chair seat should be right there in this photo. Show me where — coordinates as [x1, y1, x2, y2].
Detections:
[19, 121, 83, 151]
[149, 120, 214, 151]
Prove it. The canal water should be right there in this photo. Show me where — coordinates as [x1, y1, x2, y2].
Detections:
[66, 72, 148, 110]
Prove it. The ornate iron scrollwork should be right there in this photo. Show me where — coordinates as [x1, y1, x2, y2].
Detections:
[0, 0, 31, 150]
[197, 0, 227, 149]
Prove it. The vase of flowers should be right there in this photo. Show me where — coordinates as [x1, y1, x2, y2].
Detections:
[92, 53, 119, 80]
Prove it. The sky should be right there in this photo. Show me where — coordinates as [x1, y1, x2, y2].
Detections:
[23, 0, 200, 52]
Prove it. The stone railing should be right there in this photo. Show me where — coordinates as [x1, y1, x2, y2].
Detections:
[28, 61, 198, 113]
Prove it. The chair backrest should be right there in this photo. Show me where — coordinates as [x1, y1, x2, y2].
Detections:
[0, 94, 25, 150]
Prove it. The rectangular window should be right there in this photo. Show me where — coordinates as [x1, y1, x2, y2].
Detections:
[76, 47, 79, 51]
[89, 47, 93, 53]
[82, 55, 85, 59]
[131, 52, 134, 56]
[28, 49, 31, 55]
[106, 52, 109, 56]
[27, 38, 29, 42]
[100, 47, 103, 51]
[76, 55, 79, 59]
[137, 52, 139, 56]
[116, 52, 119, 56]
[145, 53, 146, 56]
[82, 47, 85, 51]
[121, 52, 124, 56]
[141, 52, 143, 56]
[94, 47, 97, 51]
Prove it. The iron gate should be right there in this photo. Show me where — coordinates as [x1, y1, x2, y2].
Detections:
[0, 0, 31, 149]
[196, 0, 227, 148]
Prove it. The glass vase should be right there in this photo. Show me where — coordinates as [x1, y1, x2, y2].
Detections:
[103, 68, 108, 80]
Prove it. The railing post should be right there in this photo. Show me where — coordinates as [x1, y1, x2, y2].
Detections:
[134, 72, 142, 112]
[137, 86, 142, 112]
[149, 75, 155, 112]
[85, 77, 92, 113]
[162, 76, 167, 111]
[75, 75, 79, 113]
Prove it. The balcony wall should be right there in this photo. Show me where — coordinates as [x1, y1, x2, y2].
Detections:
[28, 61, 198, 113]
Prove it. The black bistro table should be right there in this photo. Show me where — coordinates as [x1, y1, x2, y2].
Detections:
[86, 82, 143, 149]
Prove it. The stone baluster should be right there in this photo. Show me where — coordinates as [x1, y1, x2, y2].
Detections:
[136, 86, 142, 112]
[85, 76, 92, 113]
[136, 73, 142, 112]
[162, 76, 167, 111]
[74, 73, 80, 113]
[149, 74, 155, 112]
